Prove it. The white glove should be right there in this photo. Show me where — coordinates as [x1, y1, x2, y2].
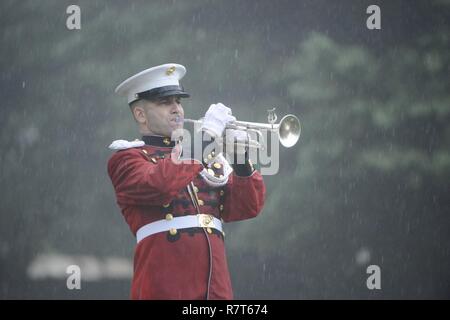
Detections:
[201, 103, 236, 138]
[199, 153, 233, 187]
[225, 129, 249, 155]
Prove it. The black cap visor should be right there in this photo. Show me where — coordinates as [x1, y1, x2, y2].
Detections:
[136, 85, 190, 102]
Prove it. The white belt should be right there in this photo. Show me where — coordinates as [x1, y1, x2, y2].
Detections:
[136, 214, 223, 243]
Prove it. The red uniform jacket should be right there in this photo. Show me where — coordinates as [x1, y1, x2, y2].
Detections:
[107, 136, 265, 299]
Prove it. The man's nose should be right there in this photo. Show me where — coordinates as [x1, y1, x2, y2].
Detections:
[170, 101, 182, 114]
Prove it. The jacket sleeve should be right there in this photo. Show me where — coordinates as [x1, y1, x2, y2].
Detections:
[220, 171, 266, 222]
[107, 148, 203, 207]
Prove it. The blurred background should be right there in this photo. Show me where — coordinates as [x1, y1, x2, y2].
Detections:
[1, 0, 449, 299]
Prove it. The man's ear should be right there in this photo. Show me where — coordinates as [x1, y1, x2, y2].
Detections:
[131, 103, 147, 124]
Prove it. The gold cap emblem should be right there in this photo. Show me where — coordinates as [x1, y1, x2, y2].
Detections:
[166, 66, 176, 75]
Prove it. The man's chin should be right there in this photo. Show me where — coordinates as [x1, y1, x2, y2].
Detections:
[169, 122, 184, 130]
[168, 126, 185, 140]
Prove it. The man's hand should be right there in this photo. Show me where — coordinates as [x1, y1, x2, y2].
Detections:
[201, 103, 236, 138]
[225, 129, 249, 155]
[224, 128, 254, 175]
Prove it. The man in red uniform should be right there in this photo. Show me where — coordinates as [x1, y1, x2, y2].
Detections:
[107, 63, 265, 299]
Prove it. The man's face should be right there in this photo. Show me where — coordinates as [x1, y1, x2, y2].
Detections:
[140, 96, 185, 137]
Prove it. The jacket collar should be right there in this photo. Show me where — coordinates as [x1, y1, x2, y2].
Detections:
[142, 135, 176, 148]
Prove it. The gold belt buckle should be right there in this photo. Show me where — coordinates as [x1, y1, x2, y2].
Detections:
[198, 214, 215, 228]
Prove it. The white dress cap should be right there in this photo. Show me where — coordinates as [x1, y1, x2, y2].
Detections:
[115, 63, 189, 104]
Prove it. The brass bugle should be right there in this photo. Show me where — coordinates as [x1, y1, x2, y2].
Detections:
[183, 109, 301, 150]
